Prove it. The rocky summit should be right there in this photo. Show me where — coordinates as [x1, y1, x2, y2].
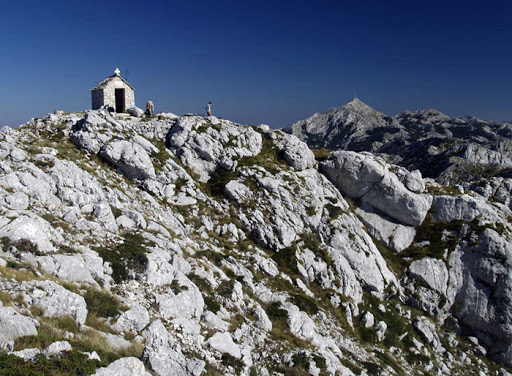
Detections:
[285, 99, 512, 185]
[0, 108, 511, 376]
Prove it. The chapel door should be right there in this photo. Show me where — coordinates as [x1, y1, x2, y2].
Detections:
[115, 89, 125, 113]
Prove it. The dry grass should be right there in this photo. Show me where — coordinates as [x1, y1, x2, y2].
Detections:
[0, 264, 37, 282]
[85, 312, 113, 333]
[0, 290, 12, 305]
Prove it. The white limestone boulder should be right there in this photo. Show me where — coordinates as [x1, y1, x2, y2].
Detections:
[408, 257, 448, 294]
[201, 311, 229, 331]
[0, 215, 63, 253]
[127, 107, 145, 118]
[355, 204, 416, 252]
[22, 280, 88, 325]
[0, 307, 39, 340]
[360, 171, 432, 227]
[414, 316, 443, 352]
[93, 357, 152, 376]
[3, 191, 29, 210]
[154, 276, 204, 320]
[166, 116, 262, 182]
[274, 132, 315, 171]
[35, 254, 99, 286]
[446, 228, 512, 365]
[432, 194, 499, 223]
[10, 348, 41, 361]
[100, 140, 155, 180]
[328, 215, 398, 299]
[113, 306, 150, 333]
[404, 170, 426, 193]
[320, 150, 386, 198]
[207, 332, 242, 359]
[42, 341, 72, 357]
[142, 320, 205, 376]
[321, 151, 432, 226]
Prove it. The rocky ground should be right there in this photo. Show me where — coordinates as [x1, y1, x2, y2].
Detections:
[0, 109, 511, 375]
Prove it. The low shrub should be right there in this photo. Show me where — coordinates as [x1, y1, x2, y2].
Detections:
[84, 289, 120, 318]
[95, 232, 151, 283]
[265, 302, 289, 323]
[290, 294, 319, 316]
[0, 351, 101, 376]
[204, 296, 221, 313]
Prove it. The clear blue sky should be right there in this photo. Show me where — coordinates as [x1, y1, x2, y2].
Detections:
[1, 0, 511, 128]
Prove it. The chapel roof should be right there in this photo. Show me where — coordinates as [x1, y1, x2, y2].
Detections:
[91, 68, 134, 91]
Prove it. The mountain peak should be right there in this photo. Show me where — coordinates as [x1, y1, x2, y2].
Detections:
[342, 98, 375, 112]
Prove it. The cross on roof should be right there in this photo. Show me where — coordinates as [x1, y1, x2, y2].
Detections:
[114, 68, 120, 76]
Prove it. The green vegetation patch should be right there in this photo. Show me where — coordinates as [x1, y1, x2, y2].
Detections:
[95, 232, 153, 283]
[0, 351, 101, 376]
[0, 237, 42, 256]
[151, 139, 169, 172]
[271, 246, 300, 276]
[324, 203, 343, 221]
[84, 289, 120, 318]
[312, 148, 331, 161]
[290, 294, 319, 316]
[237, 133, 288, 173]
[221, 353, 244, 373]
[204, 167, 239, 197]
[265, 301, 289, 323]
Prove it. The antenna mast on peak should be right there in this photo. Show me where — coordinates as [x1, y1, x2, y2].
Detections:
[354, 90, 357, 100]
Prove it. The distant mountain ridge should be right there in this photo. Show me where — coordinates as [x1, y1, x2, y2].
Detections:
[284, 99, 512, 184]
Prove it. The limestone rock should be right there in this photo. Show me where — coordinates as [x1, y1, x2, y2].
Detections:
[100, 140, 156, 180]
[143, 320, 205, 376]
[414, 316, 443, 352]
[22, 280, 88, 325]
[166, 116, 262, 182]
[0, 215, 63, 253]
[375, 321, 387, 342]
[154, 275, 204, 320]
[274, 132, 316, 171]
[207, 332, 242, 358]
[446, 228, 512, 365]
[10, 348, 41, 361]
[201, 311, 229, 331]
[404, 170, 426, 193]
[127, 107, 145, 118]
[408, 257, 448, 294]
[355, 204, 416, 252]
[42, 341, 72, 357]
[113, 306, 150, 333]
[0, 307, 39, 340]
[35, 254, 99, 286]
[321, 151, 432, 226]
[93, 357, 151, 376]
[361, 311, 375, 328]
[432, 194, 499, 223]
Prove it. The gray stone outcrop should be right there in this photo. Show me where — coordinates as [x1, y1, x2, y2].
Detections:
[207, 332, 242, 358]
[22, 280, 88, 325]
[321, 151, 432, 226]
[0, 307, 39, 340]
[100, 140, 156, 180]
[142, 320, 205, 376]
[408, 257, 449, 294]
[113, 306, 150, 333]
[274, 131, 316, 171]
[166, 116, 262, 182]
[93, 357, 151, 376]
